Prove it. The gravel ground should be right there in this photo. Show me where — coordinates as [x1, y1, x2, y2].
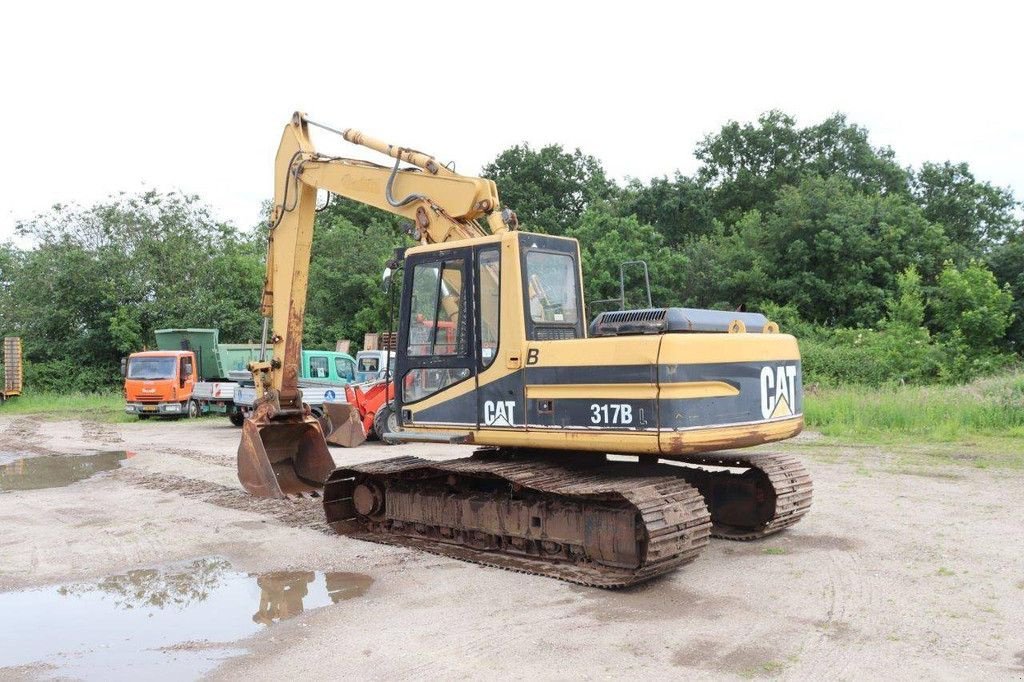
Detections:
[0, 415, 1022, 680]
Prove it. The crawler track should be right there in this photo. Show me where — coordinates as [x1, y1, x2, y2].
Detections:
[324, 453, 712, 588]
[668, 452, 814, 541]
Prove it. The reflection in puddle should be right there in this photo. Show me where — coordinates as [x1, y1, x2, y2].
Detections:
[0, 451, 133, 492]
[0, 557, 372, 680]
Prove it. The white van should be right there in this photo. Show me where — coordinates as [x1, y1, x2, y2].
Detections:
[354, 350, 396, 383]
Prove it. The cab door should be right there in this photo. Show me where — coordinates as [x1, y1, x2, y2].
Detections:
[179, 355, 196, 399]
[395, 246, 477, 429]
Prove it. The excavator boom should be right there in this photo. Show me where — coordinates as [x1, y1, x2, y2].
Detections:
[238, 113, 514, 498]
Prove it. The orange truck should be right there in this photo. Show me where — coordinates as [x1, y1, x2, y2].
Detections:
[123, 329, 259, 421]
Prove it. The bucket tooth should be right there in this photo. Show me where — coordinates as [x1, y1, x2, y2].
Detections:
[237, 412, 336, 498]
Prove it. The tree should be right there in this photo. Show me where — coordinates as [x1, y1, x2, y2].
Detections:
[6, 191, 264, 389]
[481, 144, 614, 235]
[757, 176, 949, 326]
[930, 260, 1015, 353]
[695, 111, 909, 224]
[617, 173, 714, 246]
[304, 213, 406, 349]
[986, 234, 1024, 351]
[566, 204, 687, 315]
[912, 161, 1021, 258]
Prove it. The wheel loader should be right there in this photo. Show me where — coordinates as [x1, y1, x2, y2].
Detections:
[238, 113, 812, 587]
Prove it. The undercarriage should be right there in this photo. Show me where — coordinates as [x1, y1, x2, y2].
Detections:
[323, 449, 812, 588]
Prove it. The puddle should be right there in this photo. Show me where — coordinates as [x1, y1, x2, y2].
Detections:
[0, 451, 132, 492]
[0, 557, 372, 680]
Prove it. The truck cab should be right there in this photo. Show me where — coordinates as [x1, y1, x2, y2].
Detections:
[123, 350, 196, 417]
[300, 350, 357, 384]
[354, 350, 395, 383]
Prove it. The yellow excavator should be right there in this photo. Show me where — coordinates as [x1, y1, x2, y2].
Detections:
[238, 113, 812, 587]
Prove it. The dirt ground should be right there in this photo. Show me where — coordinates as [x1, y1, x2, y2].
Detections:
[1, 414, 1022, 680]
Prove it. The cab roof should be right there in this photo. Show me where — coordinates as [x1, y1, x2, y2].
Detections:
[129, 350, 191, 357]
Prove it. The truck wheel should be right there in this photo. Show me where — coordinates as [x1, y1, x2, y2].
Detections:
[373, 402, 401, 446]
[229, 410, 245, 427]
[187, 400, 201, 419]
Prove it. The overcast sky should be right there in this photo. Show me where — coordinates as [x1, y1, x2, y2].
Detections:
[2, 1, 1021, 238]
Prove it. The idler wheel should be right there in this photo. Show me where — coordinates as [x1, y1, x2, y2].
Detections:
[352, 481, 385, 517]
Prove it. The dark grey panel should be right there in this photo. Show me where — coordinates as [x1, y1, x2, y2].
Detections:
[527, 398, 657, 431]
[659, 360, 803, 429]
[412, 360, 802, 432]
[525, 364, 656, 385]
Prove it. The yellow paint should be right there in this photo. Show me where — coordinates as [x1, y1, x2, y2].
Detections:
[659, 381, 740, 399]
[401, 415, 804, 457]
[659, 333, 800, 365]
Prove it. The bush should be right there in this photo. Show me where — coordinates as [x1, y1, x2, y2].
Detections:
[800, 326, 941, 387]
[24, 359, 121, 393]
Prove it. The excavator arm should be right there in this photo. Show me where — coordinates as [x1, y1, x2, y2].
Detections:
[238, 112, 514, 498]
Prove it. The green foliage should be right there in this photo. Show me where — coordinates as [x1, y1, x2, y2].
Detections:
[986, 234, 1024, 351]
[800, 325, 942, 387]
[886, 266, 926, 328]
[913, 161, 1020, 258]
[931, 261, 1015, 353]
[566, 204, 687, 314]
[695, 111, 908, 224]
[617, 174, 714, 245]
[305, 211, 405, 348]
[804, 373, 1024, 442]
[3, 191, 264, 388]
[759, 176, 949, 326]
[481, 143, 614, 235]
[0, 391, 132, 422]
[2, 110, 1022, 393]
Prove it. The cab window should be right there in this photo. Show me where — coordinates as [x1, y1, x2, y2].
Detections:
[478, 247, 500, 368]
[335, 357, 354, 381]
[309, 356, 329, 378]
[407, 258, 466, 357]
[526, 252, 579, 323]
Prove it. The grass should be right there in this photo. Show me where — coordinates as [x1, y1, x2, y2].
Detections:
[0, 391, 134, 422]
[804, 373, 1024, 445]
[0, 391, 237, 424]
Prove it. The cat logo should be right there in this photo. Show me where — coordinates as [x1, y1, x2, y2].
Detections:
[483, 400, 516, 426]
[760, 365, 798, 420]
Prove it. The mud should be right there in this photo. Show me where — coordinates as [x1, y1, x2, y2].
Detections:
[0, 555, 371, 680]
[0, 415, 1022, 679]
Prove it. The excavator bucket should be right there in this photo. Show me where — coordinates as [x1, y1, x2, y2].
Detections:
[322, 402, 367, 448]
[237, 407, 336, 498]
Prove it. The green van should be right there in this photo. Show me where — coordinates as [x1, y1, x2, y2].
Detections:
[301, 350, 357, 385]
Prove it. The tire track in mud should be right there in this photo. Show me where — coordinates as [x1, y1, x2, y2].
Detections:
[114, 468, 330, 533]
[4, 418, 41, 442]
[797, 548, 874, 678]
[160, 448, 233, 468]
[80, 420, 124, 445]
